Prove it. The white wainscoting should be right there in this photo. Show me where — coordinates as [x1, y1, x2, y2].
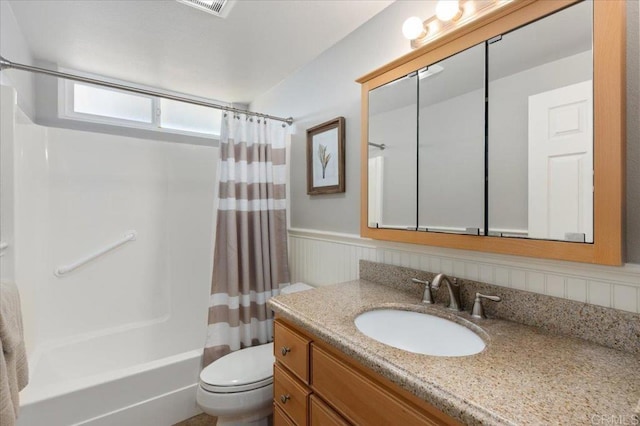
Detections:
[288, 228, 640, 314]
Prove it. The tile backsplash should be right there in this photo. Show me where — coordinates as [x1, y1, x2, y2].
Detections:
[359, 260, 640, 354]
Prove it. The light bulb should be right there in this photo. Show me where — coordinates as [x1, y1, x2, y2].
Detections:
[402, 16, 425, 40]
[436, 0, 462, 22]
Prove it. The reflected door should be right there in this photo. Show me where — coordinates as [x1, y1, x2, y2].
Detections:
[528, 80, 593, 242]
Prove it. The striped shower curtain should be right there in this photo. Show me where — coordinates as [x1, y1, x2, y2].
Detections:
[203, 114, 290, 366]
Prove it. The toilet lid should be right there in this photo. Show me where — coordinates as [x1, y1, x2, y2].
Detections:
[200, 342, 275, 393]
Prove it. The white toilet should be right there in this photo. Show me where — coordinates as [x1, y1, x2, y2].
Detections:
[197, 283, 313, 426]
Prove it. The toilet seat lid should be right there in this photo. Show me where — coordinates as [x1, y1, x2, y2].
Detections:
[200, 342, 274, 393]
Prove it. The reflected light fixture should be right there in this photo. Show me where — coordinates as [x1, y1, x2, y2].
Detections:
[403, 0, 512, 49]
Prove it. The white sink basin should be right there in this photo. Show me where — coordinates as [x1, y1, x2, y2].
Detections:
[354, 309, 485, 357]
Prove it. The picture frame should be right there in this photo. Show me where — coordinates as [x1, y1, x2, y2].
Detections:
[306, 117, 345, 195]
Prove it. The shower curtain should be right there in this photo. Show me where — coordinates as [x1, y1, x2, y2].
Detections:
[204, 114, 290, 366]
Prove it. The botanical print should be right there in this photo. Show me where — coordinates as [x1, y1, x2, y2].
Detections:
[312, 128, 339, 187]
[307, 117, 344, 195]
[317, 144, 331, 178]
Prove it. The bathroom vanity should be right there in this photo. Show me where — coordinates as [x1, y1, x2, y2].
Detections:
[269, 276, 640, 425]
[272, 318, 460, 425]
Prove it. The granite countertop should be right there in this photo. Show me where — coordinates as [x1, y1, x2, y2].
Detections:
[268, 280, 640, 426]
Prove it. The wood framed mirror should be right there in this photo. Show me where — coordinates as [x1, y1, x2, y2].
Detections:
[358, 0, 625, 265]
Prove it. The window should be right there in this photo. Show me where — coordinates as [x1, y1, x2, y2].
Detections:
[61, 76, 222, 138]
[73, 83, 154, 124]
[159, 98, 221, 135]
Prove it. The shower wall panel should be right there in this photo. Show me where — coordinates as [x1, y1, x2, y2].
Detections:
[7, 88, 217, 361]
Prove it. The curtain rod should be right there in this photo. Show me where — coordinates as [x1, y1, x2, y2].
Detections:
[0, 56, 294, 126]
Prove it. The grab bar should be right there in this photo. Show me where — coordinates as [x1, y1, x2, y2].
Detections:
[55, 231, 137, 277]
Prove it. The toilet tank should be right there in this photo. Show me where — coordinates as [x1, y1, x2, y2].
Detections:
[280, 283, 313, 294]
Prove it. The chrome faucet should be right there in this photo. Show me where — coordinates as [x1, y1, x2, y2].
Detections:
[411, 278, 433, 304]
[431, 273, 462, 311]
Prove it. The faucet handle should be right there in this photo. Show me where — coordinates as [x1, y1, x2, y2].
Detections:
[471, 292, 501, 319]
[478, 293, 501, 302]
[411, 278, 433, 304]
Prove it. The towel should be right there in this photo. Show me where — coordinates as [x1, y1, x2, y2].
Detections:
[0, 282, 29, 426]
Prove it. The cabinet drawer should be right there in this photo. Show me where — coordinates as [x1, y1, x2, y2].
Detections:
[274, 363, 310, 426]
[274, 320, 311, 383]
[309, 395, 350, 426]
[311, 344, 457, 426]
[274, 403, 296, 426]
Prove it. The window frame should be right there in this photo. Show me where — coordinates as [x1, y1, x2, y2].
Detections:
[58, 70, 223, 139]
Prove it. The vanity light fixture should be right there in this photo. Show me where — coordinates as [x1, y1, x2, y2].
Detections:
[436, 0, 463, 22]
[402, 16, 427, 40]
[404, 0, 512, 49]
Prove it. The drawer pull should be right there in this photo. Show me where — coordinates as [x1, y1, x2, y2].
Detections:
[280, 394, 291, 404]
[281, 346, 291, 356]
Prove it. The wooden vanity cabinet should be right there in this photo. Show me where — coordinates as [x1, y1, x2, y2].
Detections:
[273, 321, 312, 424]
[273, 318, 461, 426]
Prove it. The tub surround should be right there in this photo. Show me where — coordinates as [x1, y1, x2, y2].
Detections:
[268, 265, 640, 425]
[2, 88, 216, 426]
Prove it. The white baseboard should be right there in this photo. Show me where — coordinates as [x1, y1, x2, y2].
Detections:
[288, 228, 640, 314]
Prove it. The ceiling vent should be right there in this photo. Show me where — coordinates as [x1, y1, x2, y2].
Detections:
[176, 0, 236, 18]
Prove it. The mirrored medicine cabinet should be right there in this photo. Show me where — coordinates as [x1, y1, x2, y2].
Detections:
[358, 0, 625, 265]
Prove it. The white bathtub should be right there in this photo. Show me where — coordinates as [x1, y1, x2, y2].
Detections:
[18, 323, 203, 426]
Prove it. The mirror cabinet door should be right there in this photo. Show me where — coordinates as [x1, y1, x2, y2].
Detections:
[418, 43, 486, 235]
[368, 73, 418, 230]
[487, 1, 593, 242]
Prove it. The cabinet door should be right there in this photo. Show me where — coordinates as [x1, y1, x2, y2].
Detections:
[274, 404, 297, 426]
[311, 344, 459, 425]
[309, 395, 349, 426]
[274, 320, 311, 383]
[417, 43, 485, 235]
[487, 1, 593, 242]
[274, 364, 310, 426]
[368, 72, 418, 230]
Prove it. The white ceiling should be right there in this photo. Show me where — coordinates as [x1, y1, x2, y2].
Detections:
[7, 0, 393, 104]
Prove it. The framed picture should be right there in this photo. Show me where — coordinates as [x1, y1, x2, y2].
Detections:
[306, 117, 345, 195]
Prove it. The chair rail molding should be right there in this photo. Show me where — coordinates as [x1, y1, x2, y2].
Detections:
[287, 228, 640, 314]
